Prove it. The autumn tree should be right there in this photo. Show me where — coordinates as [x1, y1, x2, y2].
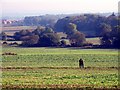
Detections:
[64, 23, 77, 35]
[43, 27, 54, 34]
[111, 26, 120, 48]
[21, 35, 39, 47]
[100, 25, 120, 48]
[100, 32, 112, 47]
[14, 30, 32, 40]
[99, 23, 112, 36]
[69, 31, 86, 46]
[39, 33, 60, 46]
[64, 23, 86, 46]
[32, 26, 45, 35]
[0, 32, 7, 41]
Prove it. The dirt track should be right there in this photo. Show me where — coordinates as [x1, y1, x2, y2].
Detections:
[1, 66, 119, 70]
[1, 84, 119, 90]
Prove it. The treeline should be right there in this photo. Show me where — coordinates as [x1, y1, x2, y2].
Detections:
[1, 22, 119, 48]
[23, 14, 67, 27]
[55, 13, 118, 37]
[4, 24, 86, 47]
[14, 26, 61, 47]
[23, 13, 118, 37]
[1, 13, 120, 48]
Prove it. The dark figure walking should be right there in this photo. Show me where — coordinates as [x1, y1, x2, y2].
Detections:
[79, 58, 84, 68]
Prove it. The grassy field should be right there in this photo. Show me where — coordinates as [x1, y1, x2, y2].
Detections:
[86, 37, 100, 45]
[1, 26, 37, 31]
[1, 47, 119, 89]
[1, 26, 37, 36]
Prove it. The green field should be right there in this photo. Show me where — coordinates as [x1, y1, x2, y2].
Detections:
[1, 26, 37, 36]
[1, 47, 119, 89]
[86, 37, 100, 45]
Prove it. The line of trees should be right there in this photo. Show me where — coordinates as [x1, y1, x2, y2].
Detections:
[100, 25, 120, 48]
[55, 13, 118, 37]
[13, 26, 60, 47]
[12, 25, 86, 47]
[1, 13, 119, 48]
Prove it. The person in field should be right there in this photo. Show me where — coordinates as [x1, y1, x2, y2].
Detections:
[79, 58, 84, 68]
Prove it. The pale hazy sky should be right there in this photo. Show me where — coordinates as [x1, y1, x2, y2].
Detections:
[1, 0, 119, 17]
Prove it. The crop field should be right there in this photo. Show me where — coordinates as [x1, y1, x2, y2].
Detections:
[1, 47, 119, 89]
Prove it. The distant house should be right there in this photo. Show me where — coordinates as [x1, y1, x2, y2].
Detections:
[2, 20, 13, 25]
